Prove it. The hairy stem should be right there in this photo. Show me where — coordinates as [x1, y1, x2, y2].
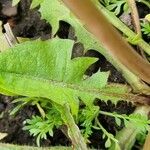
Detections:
[127, 0, 141, 36]
[60, 104, 88, 150]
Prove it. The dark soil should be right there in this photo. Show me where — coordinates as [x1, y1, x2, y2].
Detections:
[0, 0, 149, 149]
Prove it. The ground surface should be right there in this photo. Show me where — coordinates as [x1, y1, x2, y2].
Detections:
[0, 0, 149, 149]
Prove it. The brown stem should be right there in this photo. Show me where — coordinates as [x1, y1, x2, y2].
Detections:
[127, 0, 141, 36]
[62, 0, 150, 84]
[127, 0, 147, 60]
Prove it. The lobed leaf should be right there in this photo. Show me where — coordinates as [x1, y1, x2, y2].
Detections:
[0, 39, 146, 116]
[0, 39, 100, 116]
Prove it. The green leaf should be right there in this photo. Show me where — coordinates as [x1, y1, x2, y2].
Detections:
[81, 71, 109, 89]
[0, 39, 101, 116]
[0, 39, 142, 117]
[40, 0, 70, 36]
[39, 0, 99, 50]
[10, 102, 26, 115]
[102, 0, 127, 15]
[23, 108, 62, 146]
[0, 87, 16, 96]
[12, 0, 20, 6]
[127, 34, 142, 45]
[141, 22, 150, 36]
[10, 97, 39, 115]
[115, 117, 121, 126]
[106, 4, 117, 11]
[123, 3, 129, 12]
[30, 0, 44, 9]
[105, 138, 111, 148]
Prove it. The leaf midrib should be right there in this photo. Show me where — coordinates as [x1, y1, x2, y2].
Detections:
[0, 71, 144, 103]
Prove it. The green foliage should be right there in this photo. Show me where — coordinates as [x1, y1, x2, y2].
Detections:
[21, 100, 150, 148]
[12, 0, 44, 8]
[30, 0, 44, 9]
[99, 111, 150, 132]
[79, 106, 99, 139]
[79, 106, 150, 148]
[0, 39, 94, 116]
[40, 0, 70, 36]
[136, 132, 147, 146]
[10, 97, 45, 116]
[128, 114, 150, 133]
[94, 118, 119, 148]
[141, 22, 150, 36]
[0, 38, 136, 117]
[23, 109, 63, 146]
[79, 108, 150, 148]
[39, 0, 101, 49]
[10, 97, 36, 116]
[100, 0, 150, 15]
[6, 0, 150, 148]
[11, 94, 150, 148]
[127, 34, 142, 45]
[1, 37, 140, 148]
[100, 0, 129, 15]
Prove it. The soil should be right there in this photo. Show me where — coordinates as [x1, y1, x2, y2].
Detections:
[0, 0, 149, 149]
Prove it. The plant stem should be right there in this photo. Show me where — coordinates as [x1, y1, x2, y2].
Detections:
[127, 0, 147, 59]
[127, 0, 141, 36]
[36, 103, 46, 118]
[96, 2, 150, 93]
[95, 43, 150, 94]
[95, 117, 118, 144]
[62, 0, 150, 94]
[99, 110, 141, 122]
[98, 3, 150, 56]
[60, 104, 88, 150]
[110, 106, 150, 149]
